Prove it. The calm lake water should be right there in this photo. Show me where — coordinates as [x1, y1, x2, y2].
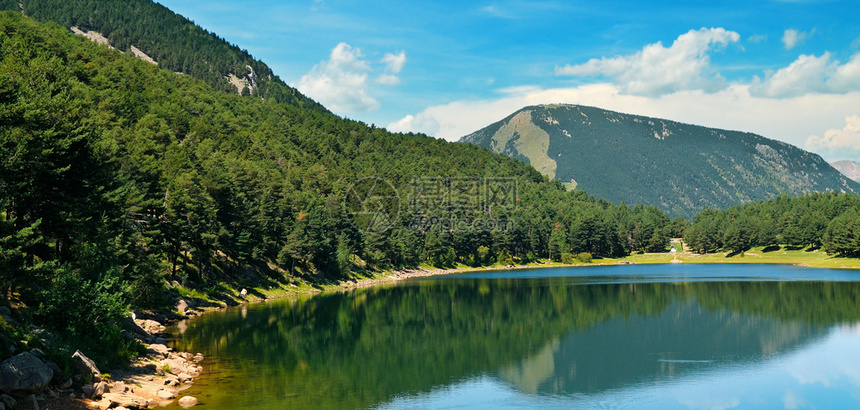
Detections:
[168, 264, 860, 409]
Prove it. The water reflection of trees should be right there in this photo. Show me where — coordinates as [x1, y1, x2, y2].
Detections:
[171, 279, 860, 409]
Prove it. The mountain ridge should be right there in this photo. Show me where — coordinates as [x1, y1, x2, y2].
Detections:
[2, 0, 326, 112]
[461, 104, 860, 218]
[831, 160, 860, 183]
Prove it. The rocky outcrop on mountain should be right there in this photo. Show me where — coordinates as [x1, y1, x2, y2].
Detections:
[463, 104, 860, 218]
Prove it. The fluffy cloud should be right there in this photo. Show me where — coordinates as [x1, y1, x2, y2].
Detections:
[387, 82, 860, 162]
[376, 51, 407, 85]
[782, 29, 809, 50]
[555, 28, 740, 97]
[298, 42, 380, 113]
[382, 51, 407, 73]
[751, 52, 860, 97]
[806, 115, 860, 154]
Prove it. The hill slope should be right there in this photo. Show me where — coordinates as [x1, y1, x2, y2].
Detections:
[1, 0, 326, 112]
[831, 160, 860, 183]
[2, 12, 684, 364]
[461, 104, 860, 218]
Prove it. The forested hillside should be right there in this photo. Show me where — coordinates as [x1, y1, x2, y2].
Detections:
[462, 105, 860, 219]
[685, 192, 860, 256]
[0, 13, 680, 365]
[0, 0, 326, 111]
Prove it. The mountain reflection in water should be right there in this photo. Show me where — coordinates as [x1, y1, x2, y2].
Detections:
[168, 265, 860, 409]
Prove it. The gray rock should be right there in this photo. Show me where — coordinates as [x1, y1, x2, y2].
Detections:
[102, 392, 149, 409]
[154, 337, 166, 345]
[146, 344, 170, 359]
[93, 381, 108, 398]
[21, 393, 38, 410]
[71, 350, 101, 382]
[178, 396, 198, 407]
[177, 373, 192, 384]
[81, 384, 94, 398]
[0, 352, 53, 396]
[0, 399, 5, 410]
[59, 378, 72, 390]
[112, 381, 131, 393]
[176, 299, 190, 314]
[0, 394, 15, 409]
[44, 362, 62, 382]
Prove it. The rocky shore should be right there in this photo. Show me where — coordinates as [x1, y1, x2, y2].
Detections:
[0, 305, 204, 410]
[0, 264, 587, 409]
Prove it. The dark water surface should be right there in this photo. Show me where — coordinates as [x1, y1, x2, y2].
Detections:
[168, 264, 860, 409]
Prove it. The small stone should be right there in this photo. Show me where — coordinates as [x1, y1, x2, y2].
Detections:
[156, 389, 176, 399]
[81, 384, 94, 398]
[178, 396, 198, 407]
[59, 378, 73, 390]
[177, 373, 192, 383]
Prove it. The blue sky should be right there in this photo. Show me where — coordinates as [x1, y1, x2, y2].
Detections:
[156, 0, 860, 161]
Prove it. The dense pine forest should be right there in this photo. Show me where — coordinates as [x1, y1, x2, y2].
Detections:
[0, 13, 680, 365]
[685, 192, 860, 256]
[2, 0, 326, 111]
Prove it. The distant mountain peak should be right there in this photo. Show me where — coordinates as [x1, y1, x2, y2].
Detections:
[462, 104, 860, 218]
[831, 160, 860, 183]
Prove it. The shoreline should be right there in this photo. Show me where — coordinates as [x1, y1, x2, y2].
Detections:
[71, 249, 858, 408]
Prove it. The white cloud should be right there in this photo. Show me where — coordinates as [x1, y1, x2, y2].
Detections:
[381, 51, 407, 74]
[782, 29, 808, 50]
[375, 74, 401, 86]
[387, 82, 860, 163]
[750, 52, 860, 97]
[555, 28, 740, 97]
[298, 42, 380, 113]
[376, 51, 407, 85]
[806, 115, 860, 154]
[749, 34, 767, 43]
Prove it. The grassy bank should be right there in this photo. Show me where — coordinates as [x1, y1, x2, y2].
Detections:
[173, 245, 860, 313]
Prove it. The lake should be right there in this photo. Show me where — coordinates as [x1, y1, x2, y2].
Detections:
[168, 264, 860, 409]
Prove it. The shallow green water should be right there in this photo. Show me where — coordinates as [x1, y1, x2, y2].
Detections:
[168, 264, 860, 409]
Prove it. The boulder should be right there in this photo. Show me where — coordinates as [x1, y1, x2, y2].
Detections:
[20, 393, 38, 410]
[0, 352, 53, 396]
[0, 394, 15, 409]
[178, 396, 198, 407]
[102, 393, 149, 409]
[147, 344, 170, 359]
[93, 381, 108, 398]
[71, 350, 101, 382]
[81, 384, 93, 398]
[156, 389, 175, 399]
[112, 381, 132, 394]
[176, 299, 190, 314]
[44, 362, 61, 382]
[177, 373, 192, 384]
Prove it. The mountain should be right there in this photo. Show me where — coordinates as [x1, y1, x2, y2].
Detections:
[1, 0, 326, 112]
[461, 104, 860, 218]
[831, 160, 860, 183]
